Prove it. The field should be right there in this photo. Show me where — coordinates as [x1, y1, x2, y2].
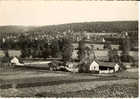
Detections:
[36, 83, 138, 98]
[0, 65, 138, 97]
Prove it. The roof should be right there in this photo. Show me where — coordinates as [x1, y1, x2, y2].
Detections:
[97, 61, 118, 68]
[84, 41, 105, 44]
[72, 41, 105, 44]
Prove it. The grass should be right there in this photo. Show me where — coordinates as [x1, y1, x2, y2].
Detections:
[0, 74, 124, 89]
[0, 64, 138, 97]
[35, 83, 138, 98]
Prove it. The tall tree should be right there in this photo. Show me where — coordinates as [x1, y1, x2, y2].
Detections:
[62, 38, 73, 62]
[120, 33, 132, 62]
[51, 39, 61, 58]
[77, 39, 86, 61]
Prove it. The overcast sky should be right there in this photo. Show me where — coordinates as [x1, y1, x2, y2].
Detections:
[0, 1, 138, 26]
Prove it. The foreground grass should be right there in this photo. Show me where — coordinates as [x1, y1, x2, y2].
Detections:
[35, 83, 138, 98]
[0, 66, 138, 97]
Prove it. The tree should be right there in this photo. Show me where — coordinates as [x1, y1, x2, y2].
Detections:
[89, 45, 96, 63]
[1, 50, 10, 63]
[62, 38, 73, 62]
[77, 39, 86, 61]
[120, 35, 132, 62]
[77, 40, 95, 73]
[104, 42, 111, 49]
[112, 49, 120, 62]
[108, 47, 120, 62]
[51, 40, 61, 58]
[42, 43, 52, 58]
[21, 48, 31, 58]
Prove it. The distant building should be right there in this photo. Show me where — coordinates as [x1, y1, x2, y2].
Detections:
[72, 43, 79, 50]
[84, 41, 105, 50]
[110, 44, 120, 50]
[71, 50, 78, 60]
[71, 41, 109, 61]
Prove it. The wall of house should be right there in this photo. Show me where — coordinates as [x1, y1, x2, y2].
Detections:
[0, 50, 5, 57]
[129, 51, 138, 61]
[85, 43, 104, 50]
[117, 51, 138, 61]
[71, 50, 78, 60]
[72, 49, 138, 62]
[111, 45, 120, 50]
[72, 43, 79, 49]
[94, 50, 109, 61]
[71, 49, 109, 61]
[0, 50, 21, 57]
[8, 50, 21, 57]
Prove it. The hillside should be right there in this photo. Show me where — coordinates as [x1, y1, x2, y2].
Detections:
[0, 21, 138, 33]
[0, 26, 36, 33]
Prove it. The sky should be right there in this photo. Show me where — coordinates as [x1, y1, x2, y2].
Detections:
[0, 1, 138, 26]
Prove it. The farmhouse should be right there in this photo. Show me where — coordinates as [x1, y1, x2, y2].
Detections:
[89, 61, 99, 72]
[89, 60, 120, 73]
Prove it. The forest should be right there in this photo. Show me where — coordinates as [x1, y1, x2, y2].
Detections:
[0, 21, 138, 33]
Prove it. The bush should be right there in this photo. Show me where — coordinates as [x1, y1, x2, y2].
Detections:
[78, 63, 90, 73]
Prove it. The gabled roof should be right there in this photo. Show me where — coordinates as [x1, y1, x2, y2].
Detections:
[95, 61, 118, 68]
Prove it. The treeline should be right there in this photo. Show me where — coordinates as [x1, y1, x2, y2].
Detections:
[18, 37, 72, 62]
[0, 21, 138, 33]
[25, 21, 139, 33]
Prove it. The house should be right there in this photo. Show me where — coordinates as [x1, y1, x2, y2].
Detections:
[98, 61, 120, 73]
[72, 41, 105, 50]
[110, 44, 120, 50]
[8, 50, 21, 57]
[71, 50, 78, 60]
[94, 50, 109, 61]
[84, 41, 105, 50]
[123, 62, 133, 69]
[10, 56, 22, 65]
[89, 60, 99, 72]
[72, 42, 79, 50]
[84, 32, 120, 40]
[89, 60, 120, 73]
[71, 42, 109, 61]
[0, 50, 21, 57]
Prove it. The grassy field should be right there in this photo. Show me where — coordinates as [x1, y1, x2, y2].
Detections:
[0, 66, 138, 97]
[35, 83, 138, 98]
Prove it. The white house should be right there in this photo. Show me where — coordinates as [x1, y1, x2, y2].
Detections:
[89, 61, 99, 72]
[10, 57, 23, 66]
[89, 61, 120, 73]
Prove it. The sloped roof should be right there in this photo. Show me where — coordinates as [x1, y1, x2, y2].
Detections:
[96, 61, 118, 68]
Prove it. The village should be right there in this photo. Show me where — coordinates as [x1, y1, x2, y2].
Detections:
[0, 0, 139, 97]
[0, 18, 138, 98]
[0, 29, 138, 73]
